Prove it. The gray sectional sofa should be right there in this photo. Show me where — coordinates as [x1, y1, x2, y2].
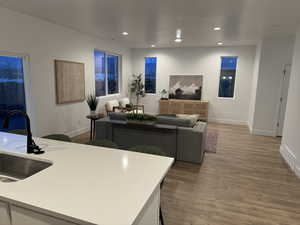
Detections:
[95, 113, 207, 164]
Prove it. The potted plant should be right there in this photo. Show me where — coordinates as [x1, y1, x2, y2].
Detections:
[130, 74, 146, 105]
[126, 113, 158, 126]
[160, 89, 168, 100]
[86, 94, 98, 116]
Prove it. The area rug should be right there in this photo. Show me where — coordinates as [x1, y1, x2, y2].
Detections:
[205, 130, 218, 153]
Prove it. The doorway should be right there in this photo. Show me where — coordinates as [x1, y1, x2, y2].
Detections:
[276, 64, 292, 136]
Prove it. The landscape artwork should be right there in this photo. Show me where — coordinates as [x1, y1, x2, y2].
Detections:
[169, 75, 203, 100]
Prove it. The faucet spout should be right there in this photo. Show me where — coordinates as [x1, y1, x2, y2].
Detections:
[3, 110, 44, 154]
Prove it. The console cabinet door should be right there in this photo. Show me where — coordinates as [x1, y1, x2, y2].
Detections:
[0, 200, 11, 225]
[11, 205, 78, 225]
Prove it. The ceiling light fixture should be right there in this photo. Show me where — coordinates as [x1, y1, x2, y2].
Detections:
[214, 27, 221, 31]
[151, 44, 156, 48]
[174, 29, 183, 43]
[122, 32, 129, 36]
[217, 42, 224, 45]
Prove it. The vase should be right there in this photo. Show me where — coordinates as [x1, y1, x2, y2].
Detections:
[90, 110, 96, 116]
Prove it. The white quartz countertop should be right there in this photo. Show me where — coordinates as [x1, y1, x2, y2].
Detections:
[0, 132, 174, 225]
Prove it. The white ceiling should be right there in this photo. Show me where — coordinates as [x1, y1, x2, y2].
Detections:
[0, 0, 300, 48]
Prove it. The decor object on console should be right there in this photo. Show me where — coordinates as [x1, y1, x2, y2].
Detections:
[169, 75, 203, 100]
[105, 100, 120, 115]
[86, 94, 98, 115]
[159, 99, 209, 121]
[160, 89, 169, 100]
[119, 97, 144, 114]
[126, 113, 157, 125]
[55, 60, 85, 104]
[105, 98, 144, 115]
[130, 74, 146, 105]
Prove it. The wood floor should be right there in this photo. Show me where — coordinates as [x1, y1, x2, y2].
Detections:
[73, 123, 300, 225]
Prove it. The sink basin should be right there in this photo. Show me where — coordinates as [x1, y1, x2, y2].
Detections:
[0, 153, 52, 183]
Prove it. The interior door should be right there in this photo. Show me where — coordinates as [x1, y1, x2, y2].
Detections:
[277, 64, 291, 136]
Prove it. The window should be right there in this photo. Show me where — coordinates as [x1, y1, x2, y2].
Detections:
[94, 50, 120, 96]
[145, 57, 157, 93]
[0, 55, 27, 130]
[218, 57, 238, 98]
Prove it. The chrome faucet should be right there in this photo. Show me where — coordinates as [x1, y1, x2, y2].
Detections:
[3, 110, 44, 154]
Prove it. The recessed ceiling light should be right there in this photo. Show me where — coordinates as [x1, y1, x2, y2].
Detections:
[122, 32, 129, 36]
[214, 27, 221, 31]
[174, 29, 183, 43]
[151, 44, 156, 48]
[217, 42, 223, 45]
[174, 38, 182, 43]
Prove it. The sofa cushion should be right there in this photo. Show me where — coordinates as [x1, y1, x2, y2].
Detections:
[157, 116, 195, 127]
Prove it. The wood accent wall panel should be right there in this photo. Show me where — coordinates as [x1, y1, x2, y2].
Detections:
[159, 99, 209, 121]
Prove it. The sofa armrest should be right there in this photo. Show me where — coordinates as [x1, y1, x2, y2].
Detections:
[176, 122, 207, 164]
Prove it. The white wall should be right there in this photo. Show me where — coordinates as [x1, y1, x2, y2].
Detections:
[248, 41, 262, 131]
[0, 7, 132, 137]
[280, 27, 300, 178]
[250, 38, 294, 136]
[131, 46, 256, 125]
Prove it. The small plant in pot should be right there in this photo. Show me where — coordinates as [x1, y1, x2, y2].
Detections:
[86, 94, 98, 116]
[160, 89, 168, 100]
[130, 74, 146, 105]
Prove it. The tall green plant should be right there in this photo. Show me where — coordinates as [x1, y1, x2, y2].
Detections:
[86, 94, 98, 111]
[130, 74, 146, 105]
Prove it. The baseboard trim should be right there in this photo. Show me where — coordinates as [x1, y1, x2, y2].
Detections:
[251, 129, 276, 137]
[280, 143, 300, 179]
[66, 126, 89, 138]
[208, 118, 247, 126]
[247, 121, 253, 134]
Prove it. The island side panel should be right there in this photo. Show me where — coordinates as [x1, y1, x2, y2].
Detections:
[0, 200, 11, 225]
[133, 185, 160, 225]
[10, 205, 80, 225]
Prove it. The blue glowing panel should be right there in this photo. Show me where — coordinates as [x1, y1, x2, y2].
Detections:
[0, 56, 26, 130]
[145, 57, 157, 93]
[218, 57, 238, 98]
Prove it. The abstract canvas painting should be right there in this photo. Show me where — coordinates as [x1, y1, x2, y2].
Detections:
[169, 75, 203, 100]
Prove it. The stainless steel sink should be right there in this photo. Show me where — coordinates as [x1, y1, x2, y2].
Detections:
[0, 153, 52, 183]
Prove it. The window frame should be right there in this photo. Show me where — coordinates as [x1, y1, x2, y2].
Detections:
[0, 51, 37, 134]
[217, 56, 239, 100]
[144, 56, 157, 94]
[94, 49, 122, 97]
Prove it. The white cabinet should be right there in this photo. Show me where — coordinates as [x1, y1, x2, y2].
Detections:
[133, 186, 160, 225]
[0, 200, 11, 225]
[2, 187, 161, 225]
[11, 205, 78, 225]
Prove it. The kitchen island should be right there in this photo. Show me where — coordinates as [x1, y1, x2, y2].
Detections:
[0, 132, 173, 225]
